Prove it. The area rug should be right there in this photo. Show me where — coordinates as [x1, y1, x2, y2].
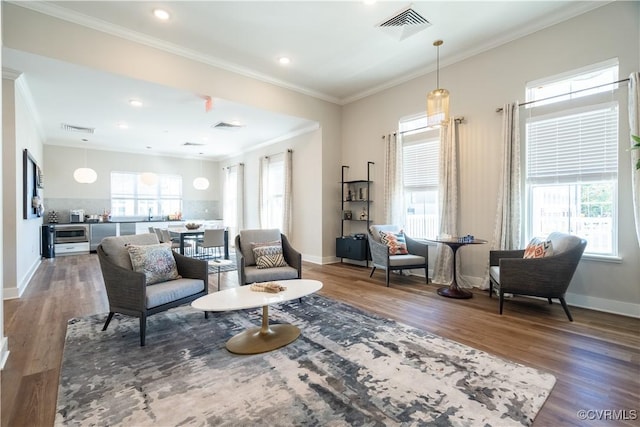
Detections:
[55, 295, 555, 426]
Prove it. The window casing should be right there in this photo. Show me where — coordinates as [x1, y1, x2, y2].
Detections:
[525, 61, 619, 256]
[111, 172, 182, 217]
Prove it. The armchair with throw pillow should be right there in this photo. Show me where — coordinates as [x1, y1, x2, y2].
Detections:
[97, 233, 209, 346]
[489, 232, 587, 321]
[235, 228, 302, 285]
[367, 224, 430, 287]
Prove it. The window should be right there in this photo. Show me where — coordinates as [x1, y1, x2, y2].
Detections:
[525, 61, 619, 256]
[400, 115, 440, 239]
[111, 172, 182, 218]
[260, 155, 285, 230]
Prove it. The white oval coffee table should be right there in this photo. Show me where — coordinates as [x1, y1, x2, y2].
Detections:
[192, 279, 323, 354]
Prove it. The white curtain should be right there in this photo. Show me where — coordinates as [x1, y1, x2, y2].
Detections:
[493, 102, 522, 251]
[283, 149, 293, 237]
[258, 157, 266, 228]
[629, 73, 640, 247]
[223, 164, 244, 241]
[383, 133, 403, 225]
[432, 118, 459, 285]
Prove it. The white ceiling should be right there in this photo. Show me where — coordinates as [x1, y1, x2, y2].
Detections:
[3, 1, 610, 160]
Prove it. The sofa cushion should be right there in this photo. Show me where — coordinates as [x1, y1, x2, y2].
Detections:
[146, 277, 204, 309]
[369, 225, 400, 243]
[380, 230, 409, 255]
[100, 233, 160, 270]
[523, 237, 553, 259]
[244, 265, 299, 284]
[128, 243, 180, 285]
[239, 229, 281, 265]
[253, 245, 287, 269]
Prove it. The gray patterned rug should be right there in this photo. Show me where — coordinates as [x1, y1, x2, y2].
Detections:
[55, 295, 555, 426]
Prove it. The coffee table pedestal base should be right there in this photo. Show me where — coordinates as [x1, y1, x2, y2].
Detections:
[226, 305, 300, 354]
[437, 285, 473, 299]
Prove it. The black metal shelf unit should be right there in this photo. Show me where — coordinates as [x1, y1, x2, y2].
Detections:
[337, 161, 374, 264]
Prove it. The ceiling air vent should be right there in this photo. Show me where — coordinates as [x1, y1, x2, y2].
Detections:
[183, 142, 205, 146]
[376, 5, 431, 41]
[61, 123, 95, 134]
[212, 121, 244, 131]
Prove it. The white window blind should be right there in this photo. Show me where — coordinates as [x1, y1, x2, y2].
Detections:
[403, 140, 439, 189]
[526, 102, 618, 185]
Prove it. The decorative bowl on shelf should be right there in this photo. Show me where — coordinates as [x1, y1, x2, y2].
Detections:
[185, 223, 200, 230]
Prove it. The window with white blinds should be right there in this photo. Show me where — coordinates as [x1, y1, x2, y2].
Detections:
[525, 61, 619, 256]
[403, 140, 439, 189]
[526, 102, 619, 184]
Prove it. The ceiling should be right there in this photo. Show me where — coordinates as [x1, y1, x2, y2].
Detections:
[3, 1, 609, 160]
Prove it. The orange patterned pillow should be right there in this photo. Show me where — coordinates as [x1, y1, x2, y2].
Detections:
[523, 237, 553, 259]
[379, 231, 409, 255]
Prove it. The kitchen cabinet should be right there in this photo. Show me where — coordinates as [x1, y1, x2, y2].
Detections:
[90, 223, 118, 251]
[55, 242, 90, 255]
[119, 223, 136, 236]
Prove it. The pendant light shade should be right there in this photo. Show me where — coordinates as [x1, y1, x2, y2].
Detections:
[193, 176, 210, 190]
[193, 153, 209, 190]
[73, 148, 97, 184]
[140, 172, 158, 186]
[73, 167, 97, 184]
[426, 39, 450, 127]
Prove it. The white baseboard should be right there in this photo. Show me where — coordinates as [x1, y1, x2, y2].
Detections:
[0, 336, 9, 370]
[3, 258, 40, 300]
[565, 292, 640, 318]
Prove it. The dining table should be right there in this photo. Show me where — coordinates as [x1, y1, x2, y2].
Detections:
[168, 226, 230, 259]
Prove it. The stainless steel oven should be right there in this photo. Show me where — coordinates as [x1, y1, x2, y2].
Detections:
[54, 225, 89, 244]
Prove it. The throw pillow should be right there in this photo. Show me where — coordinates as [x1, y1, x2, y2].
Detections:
[252, 245, 288, 269]
[379, 230, 409, 255]
[523, 237, 554, 259]
[127, 243, 181, 285]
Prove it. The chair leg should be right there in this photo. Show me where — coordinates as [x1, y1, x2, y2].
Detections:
[499, 291, 504, 315]
[204, 311, 209, 319]
[548, 298, 553, 304]
[102, 312, 115, 331]
[559, 297, 574, 322]
[424, 267, 429, 284]
[369, 266, 376, 278]
[140, 315, 147, 346]
[385, 269, 390, 287]
[489, 280, 493, 298]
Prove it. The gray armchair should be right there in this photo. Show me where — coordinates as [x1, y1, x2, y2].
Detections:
[489, 232, 587, 321]
[367, 225, 429, 287]
[235, 228, 302, 285]
[97, 233, 209, 346]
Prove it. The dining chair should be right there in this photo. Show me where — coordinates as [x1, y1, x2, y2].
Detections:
[198, 228, 226, 259]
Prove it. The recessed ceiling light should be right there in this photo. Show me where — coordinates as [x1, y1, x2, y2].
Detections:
[129, 99, 143, 107]
[117, 122, 129, 129]
[153, 8, 170, 21]
[278, 56, 291, 65]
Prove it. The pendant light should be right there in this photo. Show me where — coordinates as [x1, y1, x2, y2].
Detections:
[73, 149, 97, 184]
[193, 154, 210, 190]
[426, 39, 450, 127]
[140, 172, 158, 186]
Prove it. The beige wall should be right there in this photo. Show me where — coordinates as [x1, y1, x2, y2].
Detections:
[341, 1, 640, 316]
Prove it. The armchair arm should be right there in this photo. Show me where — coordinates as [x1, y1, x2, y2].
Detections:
[489, 249, 525, 266]
[235, 234, 247, 285]
[97, 247, 146, 312]
[173, 252, 208, 291]
[367, 235, 390, 266]
[405, 235, 428, 258]
[499, 248, 580, 298]
[281, 234, 302, 278]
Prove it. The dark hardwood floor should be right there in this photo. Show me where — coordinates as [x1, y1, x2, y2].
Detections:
[2, 253, 639, 426]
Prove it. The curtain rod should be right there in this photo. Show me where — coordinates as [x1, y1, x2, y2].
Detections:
[496, 78, 630, 112]
[264, 148, 292, 159]
[384, 116, 465, 137]
[223, 162, 244, 170]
